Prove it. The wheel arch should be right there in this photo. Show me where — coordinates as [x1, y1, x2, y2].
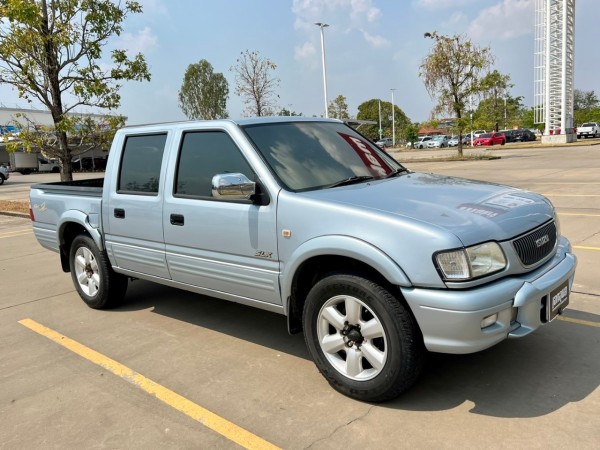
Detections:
[282, 236, 412, 334]
[57, 211, 103, 272]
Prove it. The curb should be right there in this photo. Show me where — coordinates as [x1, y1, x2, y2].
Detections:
[0, 211, 30, 218]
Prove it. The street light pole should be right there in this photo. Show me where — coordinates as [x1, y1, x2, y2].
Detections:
[391, 89, 396, 146]
[315, 22, 329, 118]
[378, 99, 382, 140]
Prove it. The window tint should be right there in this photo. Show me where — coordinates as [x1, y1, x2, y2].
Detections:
[243, 122, 399, 191]
[118, 133, 167, 194]
[175, 131, 255, 198]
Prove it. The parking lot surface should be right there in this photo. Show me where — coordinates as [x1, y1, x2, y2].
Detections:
[1, 144, 599, 449]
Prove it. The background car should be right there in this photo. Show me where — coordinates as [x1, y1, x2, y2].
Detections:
[0, 164, 9, 185]
[375, 137, 394, 148]
[513, 129, 536, 142]
[500, 129, 517, 143]
[473, 132, 506, 146]
[473, 130, 487, 138]
[448, 136, 459, 147]
[426, 135, 449, 148]
[414, 136, 432, 149]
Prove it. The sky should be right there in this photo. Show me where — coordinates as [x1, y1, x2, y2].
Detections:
[0, 0, 597, 125]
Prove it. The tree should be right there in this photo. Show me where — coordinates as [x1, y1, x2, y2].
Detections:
[328, 95, 349, 120]
[356, 99, 411, 142]
[277, 107, 302, 116]
[420, 32, 494, 156]
[178, 60, 229, 120]
[573, 89, 600, 125]
[0, 0, 150, 181]
[230, 50, 279, 117]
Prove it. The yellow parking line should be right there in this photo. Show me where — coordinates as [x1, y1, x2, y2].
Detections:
[18, 318, 280, 450]
[573, 246, 600, 251]
[558, 316, 600, 328]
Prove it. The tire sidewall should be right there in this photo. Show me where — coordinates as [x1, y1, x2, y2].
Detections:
[303, 274, 420, 402]
[69, 234, 109, 309]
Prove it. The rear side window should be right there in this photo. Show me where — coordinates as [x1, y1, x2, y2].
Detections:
[118, 133, 167, 195]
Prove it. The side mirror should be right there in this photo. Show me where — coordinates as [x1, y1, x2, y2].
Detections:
[211, 173, 256, 200]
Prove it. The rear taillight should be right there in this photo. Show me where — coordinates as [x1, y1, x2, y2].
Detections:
[29, 207, 34, 221]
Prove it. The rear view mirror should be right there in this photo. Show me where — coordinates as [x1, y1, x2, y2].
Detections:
[211, 173, 255, 200]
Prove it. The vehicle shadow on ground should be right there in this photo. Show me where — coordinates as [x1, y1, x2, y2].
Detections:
[118, 280, 599, 418]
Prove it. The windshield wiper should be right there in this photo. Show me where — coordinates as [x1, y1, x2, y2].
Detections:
[327, 175, 374, 188]
[385, 167, 410, 178]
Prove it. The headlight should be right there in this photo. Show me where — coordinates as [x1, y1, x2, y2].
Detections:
[435, 242, 506, 281]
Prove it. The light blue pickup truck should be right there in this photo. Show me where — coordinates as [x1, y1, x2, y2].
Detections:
[30, 117, 577, 401]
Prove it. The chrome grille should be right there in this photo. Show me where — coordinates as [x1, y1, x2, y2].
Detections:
[512, 221, 557, 266]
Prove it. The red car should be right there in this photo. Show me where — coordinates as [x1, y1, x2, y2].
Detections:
[473, 132, 506, 146]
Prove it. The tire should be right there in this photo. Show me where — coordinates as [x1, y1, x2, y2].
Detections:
[303, 273, 424, 402]
[69, 234, 128, 309]
[0, 175, 4, 185]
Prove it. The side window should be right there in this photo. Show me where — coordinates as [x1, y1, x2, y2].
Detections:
[175, 131, 255, 199]
[118, 133, 167, 195]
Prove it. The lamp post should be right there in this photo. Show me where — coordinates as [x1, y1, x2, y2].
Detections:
[315, 22, 329, 118]
[378, 99, 382, 140]
[391, 88, 396, 146]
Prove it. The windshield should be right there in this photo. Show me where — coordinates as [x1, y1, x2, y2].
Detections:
[479, 133, 492, 138]
[243, 121, 403, 191]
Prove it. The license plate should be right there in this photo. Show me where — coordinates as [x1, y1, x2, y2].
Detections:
[548, 281, 569, 321]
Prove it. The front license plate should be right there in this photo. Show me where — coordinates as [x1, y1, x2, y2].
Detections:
[548, 281, 569, 321]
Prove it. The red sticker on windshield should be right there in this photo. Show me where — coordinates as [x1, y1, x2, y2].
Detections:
[337, 132, 392, 177]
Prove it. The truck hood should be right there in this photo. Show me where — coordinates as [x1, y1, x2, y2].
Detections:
[302, 172, 554, 246]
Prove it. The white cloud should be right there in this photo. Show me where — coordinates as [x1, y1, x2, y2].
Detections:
[443, 11, 468, 27]
[119, 27, 158, 55]
[361, 30, 390, 47]
[468, 0, 535, 40]
[295, 41, 317, 60]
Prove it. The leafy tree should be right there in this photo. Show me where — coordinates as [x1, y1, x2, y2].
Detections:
[474, 95, 524, 131]
[0, 0, 150, 181]
[420, 32, 494, 155]
[178, 59, 229, 120]
[328, 95, 349, 120]
[230, 50, 280, 117]
[573, 89, 600, 125]
[574, 89, 599, 111]
[356, 99, 411, 143]
[277, 107, 302, 116]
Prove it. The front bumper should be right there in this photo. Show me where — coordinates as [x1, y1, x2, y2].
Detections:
[400, 238, 577, 354]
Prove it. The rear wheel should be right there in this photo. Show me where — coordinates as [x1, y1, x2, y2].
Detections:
[69, 234, 128, 309]
[0, 175, 4, 185]
[303, 273, 424, 402]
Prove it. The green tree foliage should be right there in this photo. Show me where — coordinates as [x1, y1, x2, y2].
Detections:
[356, 99, 411, 143]
[573, 89, 600, 125]
[178, 60, 229, 120]
[328, 95, 349, 120]
[0, 0, 150, 181]
[420, 32, 494, 155]
[230, 50, 280, 117]
[474, 95, 524, 131]
[277, 107, 302, 116]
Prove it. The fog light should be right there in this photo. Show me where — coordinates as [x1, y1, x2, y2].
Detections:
[481, 313, 498, 329]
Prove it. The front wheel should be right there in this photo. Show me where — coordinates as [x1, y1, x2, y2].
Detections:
[303, 274, 424, 402]
[0, 175, 4, 185]
[69, 234, 128, 309]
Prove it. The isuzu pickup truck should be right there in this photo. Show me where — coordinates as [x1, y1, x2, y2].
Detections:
[30, 117, 577, 402]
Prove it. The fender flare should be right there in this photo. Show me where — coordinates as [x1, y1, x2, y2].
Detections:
[58, 210, 104, 251]
[281, 235, 411, 314]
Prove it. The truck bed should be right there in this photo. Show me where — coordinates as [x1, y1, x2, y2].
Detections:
[31, 178, 104, 197]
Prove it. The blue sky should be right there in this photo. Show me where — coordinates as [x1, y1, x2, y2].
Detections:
[0, 0, 597, 125]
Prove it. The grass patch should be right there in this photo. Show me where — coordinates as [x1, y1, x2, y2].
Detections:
[0, 200, 29, 214]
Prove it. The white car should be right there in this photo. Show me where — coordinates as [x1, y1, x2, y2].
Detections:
[473, 130, 487, 138]
[448, 136, 459, 147]
[414, 136, 432, 149]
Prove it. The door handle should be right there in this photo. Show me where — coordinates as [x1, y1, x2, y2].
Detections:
[114, 208, 125, 219]
[170, 214, 184, 226]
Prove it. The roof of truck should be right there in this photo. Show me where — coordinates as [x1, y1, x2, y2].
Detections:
[123, 116, 342, 129]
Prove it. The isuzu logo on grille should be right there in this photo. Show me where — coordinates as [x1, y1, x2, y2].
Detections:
[535, 234, 550, 247]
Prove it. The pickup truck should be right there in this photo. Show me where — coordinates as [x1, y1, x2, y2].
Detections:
[30, 117, 577, 402]
[577, 122, 600, 139]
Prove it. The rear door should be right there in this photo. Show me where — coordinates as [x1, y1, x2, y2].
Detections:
[103, 132, 171, 279]
[163, 128, 280, 305]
